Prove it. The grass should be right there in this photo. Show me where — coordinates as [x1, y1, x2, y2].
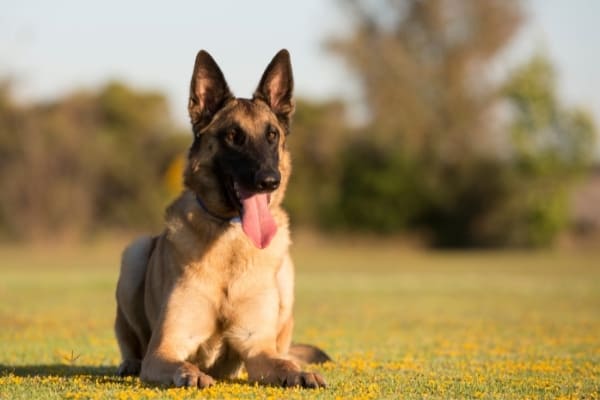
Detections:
[0, 237, 599, 399]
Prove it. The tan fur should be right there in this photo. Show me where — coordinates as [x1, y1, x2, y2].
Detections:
[114, 50, 326, 389]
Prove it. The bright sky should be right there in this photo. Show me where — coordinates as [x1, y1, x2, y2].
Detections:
[1, 0, 599, 136]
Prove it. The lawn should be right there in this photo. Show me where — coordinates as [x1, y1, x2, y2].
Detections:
[0, 237, 599, 399]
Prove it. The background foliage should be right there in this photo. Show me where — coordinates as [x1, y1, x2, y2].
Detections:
[317, 0, 596, 247]
[0, 82, 187, 241]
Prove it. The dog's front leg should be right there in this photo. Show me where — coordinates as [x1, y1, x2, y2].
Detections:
[140, 288, 216, 388]
[229, 289, 327, 389]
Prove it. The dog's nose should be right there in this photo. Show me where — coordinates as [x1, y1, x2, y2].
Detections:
[255, 170, 281, 192]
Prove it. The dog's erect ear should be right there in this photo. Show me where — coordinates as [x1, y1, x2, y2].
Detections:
[253, 49, 294, 126]
[188, 50, 233, 133]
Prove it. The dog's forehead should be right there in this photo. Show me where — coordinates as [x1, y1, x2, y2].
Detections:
[223, 98, 278, 135]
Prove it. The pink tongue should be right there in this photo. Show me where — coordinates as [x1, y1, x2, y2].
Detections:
[240, 192, 277, 249]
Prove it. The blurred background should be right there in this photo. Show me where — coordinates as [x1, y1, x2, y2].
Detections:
[1, 0, 599, 248]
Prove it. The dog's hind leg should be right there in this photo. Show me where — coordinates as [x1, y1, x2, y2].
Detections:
[115, 236, 154, 376]
[289, 343, 332, 365]
[115, 306, 143, 376]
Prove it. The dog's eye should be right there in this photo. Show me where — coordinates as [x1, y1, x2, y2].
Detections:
[226, 128, 246, 146]
[266, 128, 279, 143]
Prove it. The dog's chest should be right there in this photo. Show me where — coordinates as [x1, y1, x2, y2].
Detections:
[184, 249, 282, 370]
[191, 232, 282, 306]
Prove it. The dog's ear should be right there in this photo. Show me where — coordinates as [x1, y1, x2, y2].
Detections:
[254, 49, 294, 127]
[188, 50, 233, 133]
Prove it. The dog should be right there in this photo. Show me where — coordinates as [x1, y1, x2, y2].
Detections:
[114, 49, 329, 389]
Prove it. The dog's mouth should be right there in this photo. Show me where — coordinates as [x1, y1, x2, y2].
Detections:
[224, 179, 277, 249]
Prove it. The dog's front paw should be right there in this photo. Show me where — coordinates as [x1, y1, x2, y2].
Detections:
[173, 362, 215, 388]
[117, 359, 141, 376]
[279, 370, 327, 389]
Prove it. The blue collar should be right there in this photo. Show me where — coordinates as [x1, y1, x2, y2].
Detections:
[195, 195, 241, 224]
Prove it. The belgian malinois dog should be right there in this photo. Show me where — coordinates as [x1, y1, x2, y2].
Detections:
[114, 49, 329, 389]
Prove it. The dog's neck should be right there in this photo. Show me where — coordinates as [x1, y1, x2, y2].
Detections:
[195, 194, 241, 224]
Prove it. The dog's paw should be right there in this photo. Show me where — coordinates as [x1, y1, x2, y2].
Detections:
[173, 362, 215, 388]
[117, 359, 141, 376]
[279, 370, 327, 389]
[249, 357, 327, 389]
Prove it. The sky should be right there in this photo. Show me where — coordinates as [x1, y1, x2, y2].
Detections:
[1, 0, 599, 135]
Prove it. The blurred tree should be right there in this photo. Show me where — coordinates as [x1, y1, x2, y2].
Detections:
[503, 54, 595, 170]
[479, 54, 597, 246]
[92, 82, 187, 230]
[284, 99, 348, 226]
[330, 0, 522, 156]
[0, 81, 187, 241]
[325, 0, 596, 246]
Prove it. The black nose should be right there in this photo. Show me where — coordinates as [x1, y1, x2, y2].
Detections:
[255, 170, 281, 192]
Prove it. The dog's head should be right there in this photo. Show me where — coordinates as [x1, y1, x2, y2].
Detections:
[184, 49, 294, 249]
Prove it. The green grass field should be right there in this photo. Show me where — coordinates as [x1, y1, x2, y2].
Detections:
[0, 238, 599, 399]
